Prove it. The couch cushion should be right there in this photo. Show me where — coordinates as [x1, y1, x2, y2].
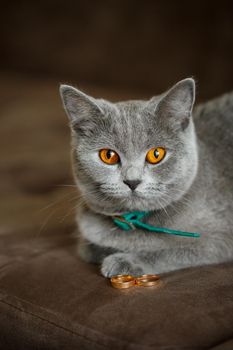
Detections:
[0, 226, 233, 350]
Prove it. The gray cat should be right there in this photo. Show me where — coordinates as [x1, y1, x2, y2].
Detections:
[60, 78, 233, 277]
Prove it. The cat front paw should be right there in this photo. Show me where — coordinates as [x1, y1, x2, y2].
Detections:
[101, 253, 144, 277]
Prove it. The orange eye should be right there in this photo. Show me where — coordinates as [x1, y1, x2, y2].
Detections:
[146, 147, 166, 164]
[99, 149, 120, 165]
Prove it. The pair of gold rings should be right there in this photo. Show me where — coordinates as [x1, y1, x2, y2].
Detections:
[110, 274, 160, 289]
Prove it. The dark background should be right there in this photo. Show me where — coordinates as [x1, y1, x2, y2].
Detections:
[2, 0, 233, 97]
[1, 0, 233, 231]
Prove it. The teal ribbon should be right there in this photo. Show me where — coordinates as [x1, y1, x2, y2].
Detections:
[113, 211, 200, 238]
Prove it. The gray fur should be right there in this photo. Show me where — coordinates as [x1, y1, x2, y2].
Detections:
[60, 79, 233, 277]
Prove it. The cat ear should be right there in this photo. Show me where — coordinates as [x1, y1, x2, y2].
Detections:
[155, 78, 195, 130]
[59, 84, 103, 127]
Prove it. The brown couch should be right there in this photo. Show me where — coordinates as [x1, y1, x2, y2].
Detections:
[0, 76, 233, 349]
[1, 225, 233, 350]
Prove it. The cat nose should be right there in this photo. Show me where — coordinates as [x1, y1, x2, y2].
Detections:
[123, 179, 141, 191]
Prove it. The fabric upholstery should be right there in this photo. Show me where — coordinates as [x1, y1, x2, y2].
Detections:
[0, 225, 233, 350]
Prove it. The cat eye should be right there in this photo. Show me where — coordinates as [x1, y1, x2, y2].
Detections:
[146, 147, 166, 164]
[99, 149, 120, 165]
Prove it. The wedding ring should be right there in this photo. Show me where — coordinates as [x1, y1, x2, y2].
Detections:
[111, 275, 136, 289]
[135, 274, 160, 287]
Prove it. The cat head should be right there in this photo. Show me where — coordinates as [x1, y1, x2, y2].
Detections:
[60, 78, 198, 215]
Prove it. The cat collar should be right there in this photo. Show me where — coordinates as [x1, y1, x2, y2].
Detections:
[113, 211, 200, 238]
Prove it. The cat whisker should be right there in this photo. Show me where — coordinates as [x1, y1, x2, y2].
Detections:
[54, 184, 77, 188]
[38, 190, 78, 213]
[157, 198, 171, 220]
[37, 187, 102, 234]
[161, 191, 193, 216]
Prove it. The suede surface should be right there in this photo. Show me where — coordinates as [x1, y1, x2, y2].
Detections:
[0, 225, 233, 350]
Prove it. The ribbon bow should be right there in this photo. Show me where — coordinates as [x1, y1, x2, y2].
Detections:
[113, 211, 200, 238]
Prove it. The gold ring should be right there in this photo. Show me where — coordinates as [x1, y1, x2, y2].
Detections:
[135, 274, 160, 287]
[111, 275, 136, 289]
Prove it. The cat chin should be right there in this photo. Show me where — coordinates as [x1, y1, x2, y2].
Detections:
[84, 196, 166, 216]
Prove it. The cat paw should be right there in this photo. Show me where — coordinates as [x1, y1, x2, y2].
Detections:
[101, 253, 144, 277]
